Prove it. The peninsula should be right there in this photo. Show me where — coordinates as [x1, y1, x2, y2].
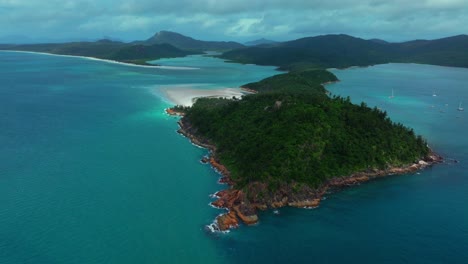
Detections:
[168, 69, 442, 231]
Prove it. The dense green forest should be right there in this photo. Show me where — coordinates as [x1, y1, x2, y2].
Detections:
[220, 34, 468, 70]
[182, 70, 430, 188]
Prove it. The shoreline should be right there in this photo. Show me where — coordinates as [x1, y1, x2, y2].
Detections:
[0, 50, 180, 69]
[162, 87, 246, 107]
[174, 113, 443, 231]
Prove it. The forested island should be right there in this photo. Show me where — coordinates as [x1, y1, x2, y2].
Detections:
[169, 69, 442, 230]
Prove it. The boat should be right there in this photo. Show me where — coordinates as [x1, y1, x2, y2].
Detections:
[458, 102, 464, 111]
[389, 89, 394, 99]
[432, 90, 437, 97]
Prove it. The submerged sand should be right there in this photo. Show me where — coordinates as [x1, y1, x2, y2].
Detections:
[162, 87, 246, 107]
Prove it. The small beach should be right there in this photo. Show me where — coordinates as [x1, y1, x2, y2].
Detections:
[162, 87, 246, 106]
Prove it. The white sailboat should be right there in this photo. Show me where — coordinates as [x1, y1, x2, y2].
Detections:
[458, 102, 464, 111]
[389, 89, 394, 99]
[432, 90, 437, 97]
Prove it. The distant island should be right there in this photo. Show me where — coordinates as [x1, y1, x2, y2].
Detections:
[0, 31, 245, 66]
[2, 31, 468, 70]
[221, 34, 468, 70]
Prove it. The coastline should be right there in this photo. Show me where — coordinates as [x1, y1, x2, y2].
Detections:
[162, 87, 246, 107]
[174, 113, 443, 231]
[0, 50, 168, 69]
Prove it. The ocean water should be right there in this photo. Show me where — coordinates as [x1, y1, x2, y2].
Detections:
[1, 53, 467, 264]
[0, 51, 277, 263]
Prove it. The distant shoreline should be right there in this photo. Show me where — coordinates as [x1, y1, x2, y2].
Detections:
[0, 50, 186, 69]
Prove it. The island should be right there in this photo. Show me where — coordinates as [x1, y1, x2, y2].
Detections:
[167, 69, 442, 231]
[0, 31, 245, 66]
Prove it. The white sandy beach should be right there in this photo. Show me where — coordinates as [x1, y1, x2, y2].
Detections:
[1, 50, 200, 70]
[162, 87, 246, 106]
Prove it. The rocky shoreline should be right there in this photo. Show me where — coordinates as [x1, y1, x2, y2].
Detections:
[165, 108, 186, 116]
[172, 108, 443, 231]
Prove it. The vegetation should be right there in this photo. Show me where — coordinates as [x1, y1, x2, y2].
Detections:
[242, 69, 338, 93]
[183, 69, 430, 188]
[110, 43, 195, 61]
[221, 34, 468, 70]
[135, 30, 245, 51]
[0, 41, 198, 63]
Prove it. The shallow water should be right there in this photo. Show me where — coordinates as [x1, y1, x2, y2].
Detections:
[0, 51, 276, 264]
[1, 53, 467, 264]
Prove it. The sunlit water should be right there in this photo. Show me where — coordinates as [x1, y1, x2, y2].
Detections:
[1, 53, 467, 264]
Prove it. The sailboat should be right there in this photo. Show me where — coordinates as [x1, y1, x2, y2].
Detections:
[458, 102, 464, 111]
[432, 90, 437, 97]
[389, 89, 394, 99]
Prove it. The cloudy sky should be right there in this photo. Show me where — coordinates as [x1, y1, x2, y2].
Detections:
[0, 0, 467, 43]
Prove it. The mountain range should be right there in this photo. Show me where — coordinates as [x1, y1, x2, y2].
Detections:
[221, 34, 468, 70]
[1, 31, 468, 69]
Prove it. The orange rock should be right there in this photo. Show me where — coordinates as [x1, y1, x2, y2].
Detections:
[216, 211, 239, 231]
[288, 198, 320, 208]
[211, 189, 242, 209]
[233, 206, 258, 225]
[165, 108, 185, 116]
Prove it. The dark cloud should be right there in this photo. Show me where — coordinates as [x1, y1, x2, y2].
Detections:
[0, 0, 466, 43]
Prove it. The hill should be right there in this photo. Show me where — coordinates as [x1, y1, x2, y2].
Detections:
[220, 34, 468, 70]
[0, 38, 198, 64]
[244, 38, 279, 46]
[140, 31, 244, 51]
[395, 35, 468, 67]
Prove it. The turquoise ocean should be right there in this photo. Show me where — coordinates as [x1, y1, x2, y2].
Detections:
[1, 52, 467, 263]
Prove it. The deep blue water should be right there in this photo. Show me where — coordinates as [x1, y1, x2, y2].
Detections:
[1, 53, 467, 264]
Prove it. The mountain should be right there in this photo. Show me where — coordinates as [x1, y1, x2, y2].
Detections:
[111, 43, 195, 62]
[394, 35, 468, 67]
[244, 38, 279, 46]
[221, 34, 398, 70]
[220, 34, 468, 70]
[0, 30, 244, 64]
[368, 38, 389, 44]
[141, 31, 244, 51]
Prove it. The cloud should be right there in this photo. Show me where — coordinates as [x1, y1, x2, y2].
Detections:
[0, 0, 467, 43]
